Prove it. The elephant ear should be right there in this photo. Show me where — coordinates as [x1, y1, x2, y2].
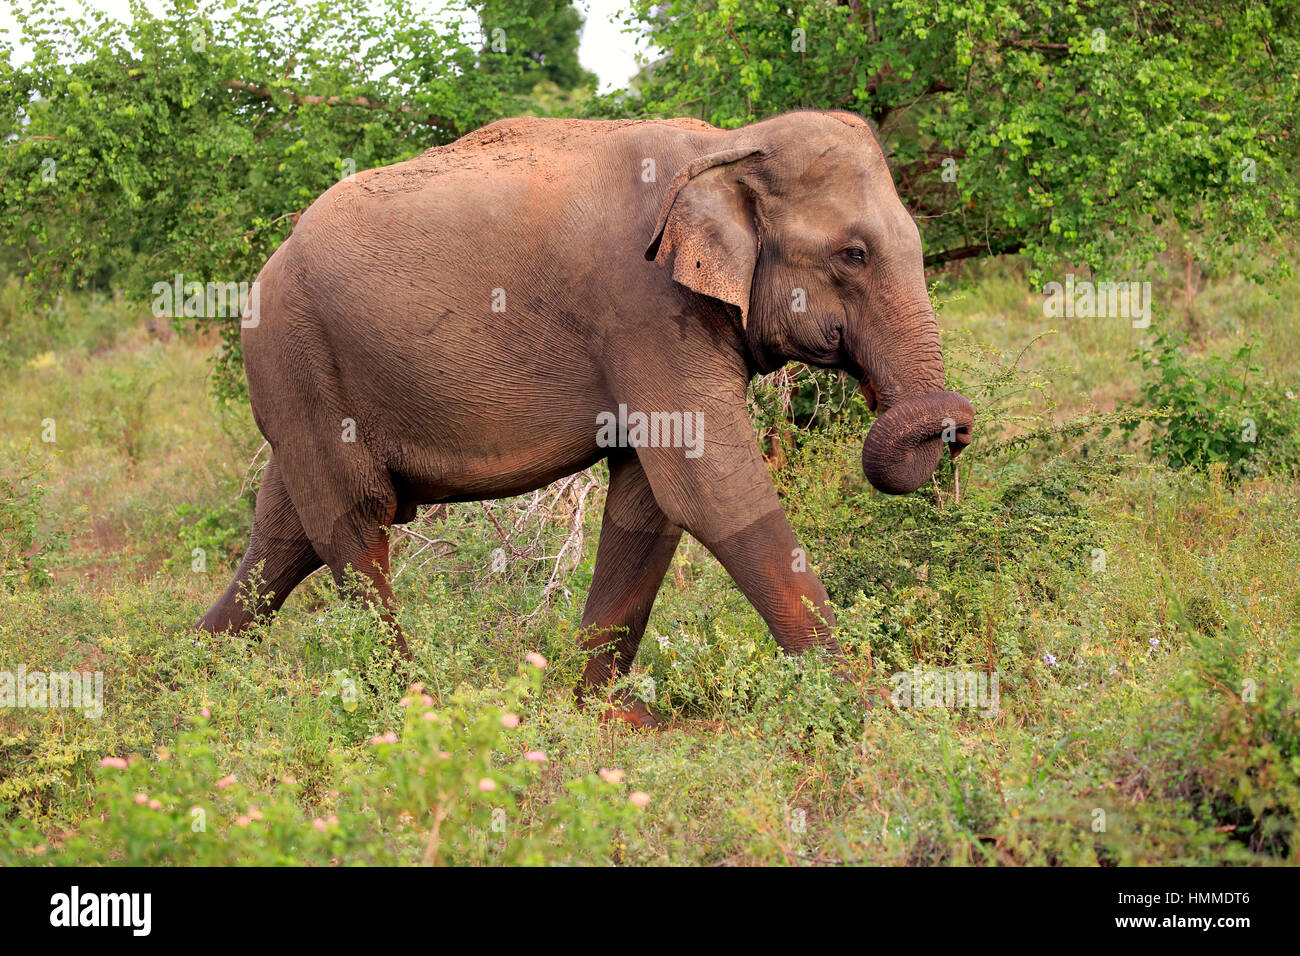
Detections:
[644, 146, 765, 327]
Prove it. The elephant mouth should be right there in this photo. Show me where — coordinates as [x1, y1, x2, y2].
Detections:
[858, 378, 879, 412]
[861, 391, 974, 495]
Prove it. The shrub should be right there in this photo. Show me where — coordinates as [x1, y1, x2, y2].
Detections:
[167, 502, 252, 573]
[1118, 329, 1300, 480]
[4, 660, 643, 866]
[85, 346, 161, 465]
[0, 442, 68, 590]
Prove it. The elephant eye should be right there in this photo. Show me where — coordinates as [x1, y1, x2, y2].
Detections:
[843, 246, 867, 264]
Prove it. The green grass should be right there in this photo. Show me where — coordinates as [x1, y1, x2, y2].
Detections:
[0, 262, 1297, 865]
[939, 259, 1300, 418]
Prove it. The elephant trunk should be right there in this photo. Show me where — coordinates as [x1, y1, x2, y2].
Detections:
[861, 391, 974, 495]
[847, 303, 974, 495]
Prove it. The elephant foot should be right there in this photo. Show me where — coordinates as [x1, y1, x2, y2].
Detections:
[386, 626, 413, 661]
[577, 685, 661, 730]
[600, 696, 661, 730]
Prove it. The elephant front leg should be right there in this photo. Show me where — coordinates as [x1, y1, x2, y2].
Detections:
[578, 453, 683, 728]
[693, 508, 839, 653]
[633, 401, 841, 658]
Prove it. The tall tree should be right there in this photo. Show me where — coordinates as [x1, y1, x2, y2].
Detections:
[479, 0, 598, 93]
[1, 0, 550, 393]
[616, 0, 1299, 281]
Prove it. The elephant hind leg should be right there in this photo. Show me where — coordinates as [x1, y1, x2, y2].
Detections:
[578, 453, 682, 729]
[320, 518, 411, 659]
[197, 455, 324, 634]
[286, 470, 413, 660]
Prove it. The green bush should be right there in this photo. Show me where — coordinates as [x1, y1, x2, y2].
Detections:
[85, 346, 162, 465]
[3, 659, 644, 866]
[167, 502, 252, 573]
[0, 442, 68, 590]
[1118, 329, 1300, 480]
[1156, 610, 1300, 857]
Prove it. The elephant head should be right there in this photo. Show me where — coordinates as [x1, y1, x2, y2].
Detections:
[645, 110, 973, 495]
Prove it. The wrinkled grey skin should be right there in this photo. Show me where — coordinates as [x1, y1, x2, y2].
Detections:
[198, 110, 974, 726]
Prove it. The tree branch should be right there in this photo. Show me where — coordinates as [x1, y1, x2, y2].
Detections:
[924, 237, 1026, 267]
[221, 80, 459, 134]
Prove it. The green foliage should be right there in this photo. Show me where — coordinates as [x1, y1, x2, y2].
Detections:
[479, 0, 598, 94]
[1153, 611, 1300, 856]
[4, 662, 640, 865]
[0, 278, 128, 369]
[1117, 329, 1300, 479]
[775, 415, 1118, 685]
[0, 0, 588, 401]
[168, 502, 251, 572]
[84, 344, 161, 465]
[615, 0, 1299, 280]
[0, 442, 68, 590]
[642, 622, 861, 747]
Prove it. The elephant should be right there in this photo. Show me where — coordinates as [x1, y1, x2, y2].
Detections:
[198, 109, 974, 727]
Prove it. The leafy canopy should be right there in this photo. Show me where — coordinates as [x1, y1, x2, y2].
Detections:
[1, 0, 593, 392]
[613, 0, 1299, 280]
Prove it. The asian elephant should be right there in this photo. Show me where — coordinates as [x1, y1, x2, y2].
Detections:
[198, 110, 974, 726]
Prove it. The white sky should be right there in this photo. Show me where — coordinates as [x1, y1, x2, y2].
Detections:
[574, 0, 652, 91]
[0, 0, 651, 92]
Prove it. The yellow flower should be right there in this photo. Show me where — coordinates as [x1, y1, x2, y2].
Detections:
[26, 351, 58, 370]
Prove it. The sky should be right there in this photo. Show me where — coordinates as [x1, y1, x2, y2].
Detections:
[0, 0, 651, 92]
[574, 0, 651, 91]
